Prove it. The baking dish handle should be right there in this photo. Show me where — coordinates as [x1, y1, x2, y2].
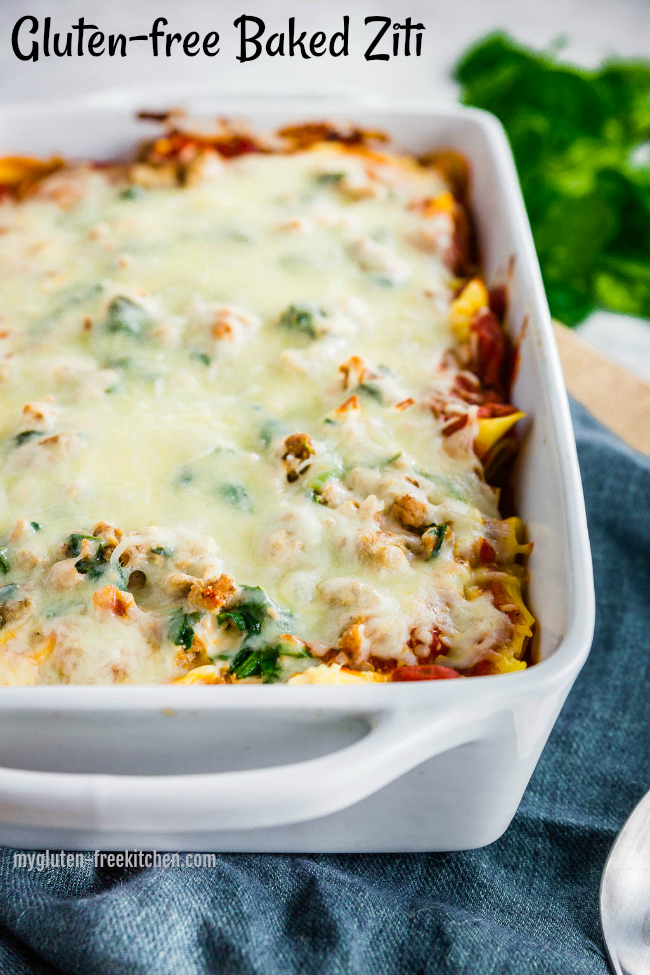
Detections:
[0, 705, 494, 832]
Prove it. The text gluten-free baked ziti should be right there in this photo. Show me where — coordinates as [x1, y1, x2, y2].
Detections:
[0, 118, 534, 686]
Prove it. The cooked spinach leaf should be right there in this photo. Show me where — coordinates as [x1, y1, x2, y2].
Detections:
[103, 357, 132, 370]
[168, 609, 203, 651]
[259, 418, 284, 449]
[0, 548, 10, 574]
[275, 634, 312, 658]
[74, 557, 105, 579]
[229, 633, 311, 682]
[278, 303, 322, 339]
[217, 483, 252, 511]
[13, 430, 41, 448]
[105, 296, 151, 337]
[190, 350, 211, 366]
[228, 644, 273, 681]
[46, 282, 103, 324]
[416, 470, 467, 504]
[67, 532, 116, 580]
[315, 172, 345, 186]
[225, 228, 252, 243]
[384, 453, 402, 466]
[424, 523, 449, 560]
[358, 382, 383, 404]
[176, 467, 194, 486]
[218, 585, 298, 682]
[217, 587, 270, 636]
[307, 465, 343, 503]
[120, 186, 146, 202]
[373, 276, 397, 289]
[66, 534, 97, 558]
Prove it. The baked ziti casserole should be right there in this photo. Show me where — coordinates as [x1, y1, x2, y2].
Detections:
[0, 118, 534, 685]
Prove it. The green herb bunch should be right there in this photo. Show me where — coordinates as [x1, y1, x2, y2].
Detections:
[454, 33, 650, 325]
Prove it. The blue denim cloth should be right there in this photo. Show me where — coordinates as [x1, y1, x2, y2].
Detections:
[0, 399, 647, 975]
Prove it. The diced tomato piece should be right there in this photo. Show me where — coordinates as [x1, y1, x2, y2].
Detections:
[408, 629, 445, 665]
[453, 374, 480, 396]
[488, 284, 507, 320]
[448, 203, 471, 276]
[453, 374, 504, 407]
[215, 136, 260, 158]
[479, 538, 497, 562]
[470, 309, 509, 389]
[149, 131, 261, 163]
[482, 579, 525, 626]
[391, 664, 461, 681]
[476, 402, 517, 418]
[473, 660, 498, 677]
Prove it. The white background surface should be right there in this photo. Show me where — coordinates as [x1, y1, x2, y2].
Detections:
[2, 0, 649, 378]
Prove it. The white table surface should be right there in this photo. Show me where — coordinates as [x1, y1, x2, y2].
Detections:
[2, 0, 649, 379]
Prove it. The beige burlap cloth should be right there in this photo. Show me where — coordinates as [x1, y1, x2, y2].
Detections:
[553, 323, 650, 456]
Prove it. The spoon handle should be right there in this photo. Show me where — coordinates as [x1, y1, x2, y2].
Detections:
[600, 789, 650, 975]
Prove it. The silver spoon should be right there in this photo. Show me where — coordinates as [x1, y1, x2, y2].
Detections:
[600, 790, 650, 975]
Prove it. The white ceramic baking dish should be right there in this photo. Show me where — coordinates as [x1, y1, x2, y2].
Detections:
[0, 89, 595, 852]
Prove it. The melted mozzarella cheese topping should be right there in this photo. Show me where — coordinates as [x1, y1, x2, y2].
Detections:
[0, 143, 531, 684]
